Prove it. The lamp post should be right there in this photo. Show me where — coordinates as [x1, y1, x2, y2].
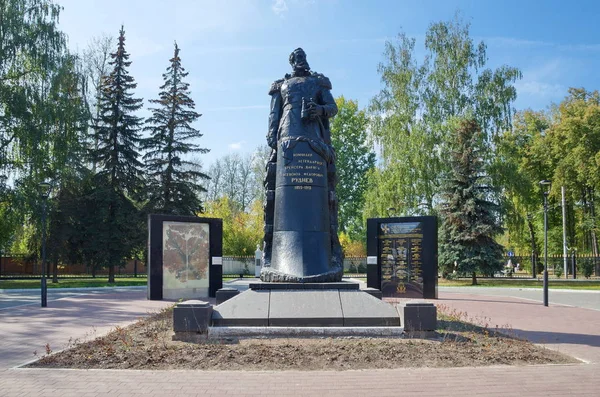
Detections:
[39, 181, 52, 308]
[540, 180, 551, 307]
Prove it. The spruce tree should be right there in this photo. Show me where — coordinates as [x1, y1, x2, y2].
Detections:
[439, 119, 504, 285]
[91, 26, 144, 283]
[141, 42, 209, 215]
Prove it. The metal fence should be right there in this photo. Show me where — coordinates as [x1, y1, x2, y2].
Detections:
[0, 254, 146, 279]
[222, 256, 368, 277]
[2, 253, 597, 280]
[479, 254, 599, 279]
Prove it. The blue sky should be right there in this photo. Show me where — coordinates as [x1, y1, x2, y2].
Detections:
[56, 0, 600, 167]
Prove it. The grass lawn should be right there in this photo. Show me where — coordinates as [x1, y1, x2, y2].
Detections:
[439, 278, 600, 290]
[3, 275, 599, 290]
[0, 277, 147, 289]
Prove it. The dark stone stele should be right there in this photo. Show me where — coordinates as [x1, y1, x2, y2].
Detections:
[261, 48, 343, 283]
[147, 214, 223, 300]
[367, 216, 438, 299]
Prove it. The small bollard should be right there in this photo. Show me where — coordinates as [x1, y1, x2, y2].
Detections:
[255, 244, 262, 277]
[173, 300, 212, 333]
[398, 302, 437, 332]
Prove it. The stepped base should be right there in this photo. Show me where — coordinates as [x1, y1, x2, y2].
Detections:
[211, 285, 400, 327]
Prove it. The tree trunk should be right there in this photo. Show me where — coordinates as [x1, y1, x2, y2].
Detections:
[471, 271, 477, 286]
[52, 257, 58, 283]
[108, 263, 115, 283]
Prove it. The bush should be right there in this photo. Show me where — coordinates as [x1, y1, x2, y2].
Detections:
[579, 258, 594, 279]
[555, 265, 563, 278]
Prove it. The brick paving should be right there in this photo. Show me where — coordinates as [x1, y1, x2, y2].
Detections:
[0, 289, 599, 396]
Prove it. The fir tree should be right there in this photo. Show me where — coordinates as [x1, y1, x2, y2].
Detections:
[439, 119, 504, 285]
[141, 42, 209, 215]
[90, 26, 144, 283]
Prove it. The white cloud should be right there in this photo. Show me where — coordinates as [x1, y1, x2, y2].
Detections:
[485, 36, 600, 52]
[272, 0, 288, 16]
[515, 60, 565, 100]
[229, 141, 246, 150]
[271, 0, 317, 17]
[515, 81, 564, 98]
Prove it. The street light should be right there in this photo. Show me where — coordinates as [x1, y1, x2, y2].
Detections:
[39, 181, 52, 308]
[540, 179, 551, 307]
[387, 207, 396, 218]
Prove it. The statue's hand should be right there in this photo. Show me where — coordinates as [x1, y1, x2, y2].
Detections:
[307, 100, 324, 119]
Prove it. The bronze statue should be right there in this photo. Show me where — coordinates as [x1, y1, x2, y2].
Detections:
[261, 48, 343, 282]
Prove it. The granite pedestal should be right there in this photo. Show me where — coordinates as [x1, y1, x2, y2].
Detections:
[211, 283, 399, 327]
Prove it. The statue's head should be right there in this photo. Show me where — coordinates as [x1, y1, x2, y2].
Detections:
[289, 48, 310, 74]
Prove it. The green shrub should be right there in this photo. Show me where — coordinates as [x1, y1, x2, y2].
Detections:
[555, 265, 563, 278]
[579, 258, 594, 279]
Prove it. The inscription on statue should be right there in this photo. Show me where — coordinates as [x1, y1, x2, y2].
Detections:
[280, 152, 326, 187]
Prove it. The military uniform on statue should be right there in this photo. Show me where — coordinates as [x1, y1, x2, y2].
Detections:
[261, 48, 343, 282]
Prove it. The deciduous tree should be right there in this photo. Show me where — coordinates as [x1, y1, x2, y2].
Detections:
[330, 96, 375, 241]
[365, 14, 521, 219]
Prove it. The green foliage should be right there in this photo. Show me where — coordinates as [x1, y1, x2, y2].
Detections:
[141, 42, 209, 216]
[330, 96, 375, 241]
[492, 110, 552, 256]
[89, 26, 145, 282]
[555, 265, 563, 278]
[546, 89, 600, 256]
[439, 119, 504, 283]
[91, 26, 145, 195]
[365, 14, 521, 219]
[203, 197, 262, 256]
[1, 0, 66, 171]
[578, 258, 595, 279]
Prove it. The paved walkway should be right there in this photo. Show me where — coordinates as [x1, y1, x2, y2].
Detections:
[439, 285, 600, 311]
[0, 287, 599, 396]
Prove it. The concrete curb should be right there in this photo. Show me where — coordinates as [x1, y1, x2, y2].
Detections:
[207, 326, 406, 339]
[0, 286, 146, 293]
[440, 286, 600, 293]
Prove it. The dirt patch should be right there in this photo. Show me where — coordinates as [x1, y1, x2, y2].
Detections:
[28, 304, 578, 370]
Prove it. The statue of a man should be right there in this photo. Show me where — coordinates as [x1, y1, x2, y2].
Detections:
[261, 48, 343, 282]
